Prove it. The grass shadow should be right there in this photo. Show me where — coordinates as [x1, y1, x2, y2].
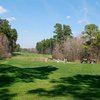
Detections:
[0, 89, 17, 100]
[0, 64, 58, 87]
[0, 64, 58, 100]
[28, 74, 100, 100]
[0, 75, 15, 87]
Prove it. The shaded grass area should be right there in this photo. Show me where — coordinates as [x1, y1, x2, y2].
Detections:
[0, 53, 100, 100]
[28, 75, 100, 100]
[0, 64, 58, 100]
[0, 64, 57, 85]
[0, 64, 57, 86]
[0, 89, 17, 100]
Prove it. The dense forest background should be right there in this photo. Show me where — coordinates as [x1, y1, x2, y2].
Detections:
[36, 23, 100, 62]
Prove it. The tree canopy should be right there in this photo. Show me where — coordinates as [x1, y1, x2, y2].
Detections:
[0, 18, 19, 53]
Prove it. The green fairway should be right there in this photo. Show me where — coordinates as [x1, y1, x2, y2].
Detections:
[0, 53, 100, 100]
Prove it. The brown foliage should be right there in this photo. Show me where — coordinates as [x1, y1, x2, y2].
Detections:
[0, 33, 11, 59]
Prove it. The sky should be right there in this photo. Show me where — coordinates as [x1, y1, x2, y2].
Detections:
[0, 0, 100, 48]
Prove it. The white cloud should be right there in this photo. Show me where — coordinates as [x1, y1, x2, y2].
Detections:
[66, 16, 71, 19]
[78, 1, 89, 24]
[0, 6, 7, 14]
[77, 19, 89, 24]
[6, 17, 16, 22]
[78, 20, 83, 23]
[78, 0, 90, 24]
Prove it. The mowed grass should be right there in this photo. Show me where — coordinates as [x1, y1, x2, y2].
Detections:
[0, 53, 100, 100]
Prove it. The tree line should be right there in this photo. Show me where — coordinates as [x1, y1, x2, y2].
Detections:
[0, 18, 20, 55]
[36, 23, 100, 62]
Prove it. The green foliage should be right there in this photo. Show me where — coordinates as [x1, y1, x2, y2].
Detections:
[9, 28, 18, 52]
[53, 23, 72, 44]
[53, 23, 72, 59]
[53, 23, 63, 43]
[83, 24, 99, 45]
[36, 38, 54, 54]
[82, 24, 100, 60]
[0, 18, 18, 53]
[15, 44, 21, 52]
[84, 24, 98, 36]
[0, 18, 11, 38]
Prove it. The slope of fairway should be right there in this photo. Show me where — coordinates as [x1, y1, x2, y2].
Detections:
[0, 53, 100, 100]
